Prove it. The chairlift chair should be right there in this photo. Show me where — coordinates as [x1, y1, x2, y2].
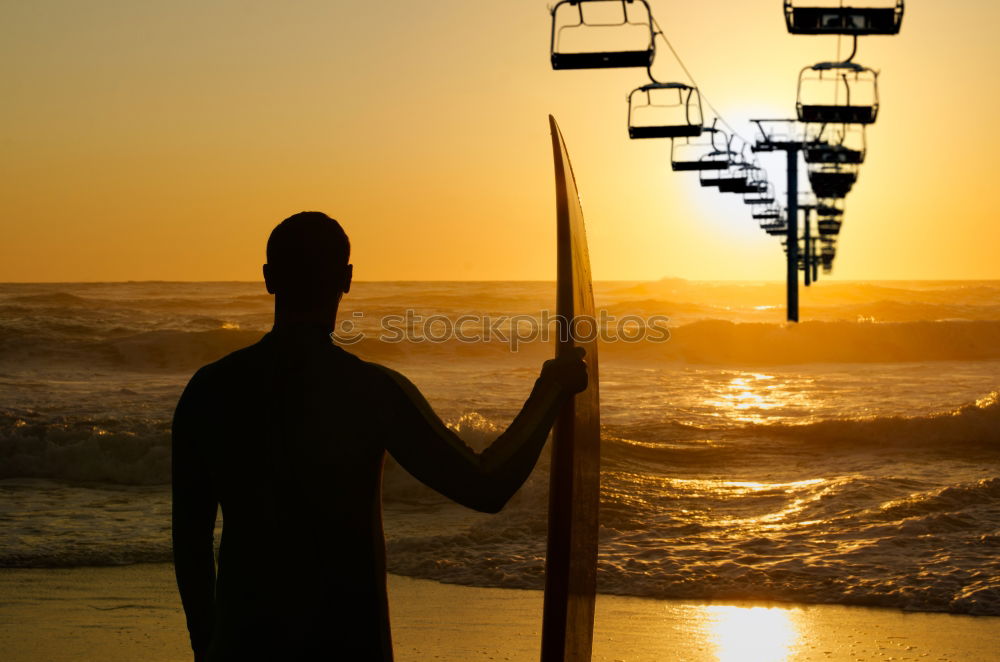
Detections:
[698, 151, 740, 187]
[805, 122, 866, 164]
[692, 150, 735, 175]
[752, 205, 782, 221]
[706, 147, 756, 191]
[714, 167, 753, 193]
[784, 0, 903, 36]
[672, 143, 732, 171]
[628, 83, 703, 139]
[671, 123, 729, 171]
[704, 172, 746, 190]
[763, 222, 789, 236]
[716, 165, 752, 193]
[550, 0, 656, 70]
[745, 182, 777, 206]
[737, 166, 769, 195]
[816, 199, 845, 217]
[722, 166, 767, 194]
[809, 163, 858, 198]
[817, 218, 843, 236]
[798, 62, 879, 125]
[820, 244, 836, 272]
[805, 141, 865, 164]
[719, 180, 754, 194]
[741, 182, 772, 201]
[751, 119, 809, 151]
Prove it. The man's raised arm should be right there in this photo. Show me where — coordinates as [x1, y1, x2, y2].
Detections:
[378, 349, 588, 513]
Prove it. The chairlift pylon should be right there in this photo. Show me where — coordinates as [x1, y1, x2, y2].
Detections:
[784, 0, 904, 36]
[550, 0, 655, 70]
[628, 82, 703, 139]
[797, 62, 879, 125]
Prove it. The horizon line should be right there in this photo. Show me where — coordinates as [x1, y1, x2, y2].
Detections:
[3, 277, 1000, 285]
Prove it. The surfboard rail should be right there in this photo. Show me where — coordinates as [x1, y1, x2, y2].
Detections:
[540, 115, 601, 662]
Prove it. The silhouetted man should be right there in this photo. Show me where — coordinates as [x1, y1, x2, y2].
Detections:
[172, 212, 587, 661]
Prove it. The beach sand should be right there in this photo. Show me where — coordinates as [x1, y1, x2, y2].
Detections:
[0, 564, 995, 661]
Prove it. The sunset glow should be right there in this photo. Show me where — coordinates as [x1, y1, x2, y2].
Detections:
[2, 1, 998, 281]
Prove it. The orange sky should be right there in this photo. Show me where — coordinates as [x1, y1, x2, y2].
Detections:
[1, 0, 997, 282]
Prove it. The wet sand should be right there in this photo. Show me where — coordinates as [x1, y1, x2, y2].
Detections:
[0, 564, 995, 661]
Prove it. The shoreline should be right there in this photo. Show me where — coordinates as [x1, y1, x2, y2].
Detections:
[1, 564, 996, 661]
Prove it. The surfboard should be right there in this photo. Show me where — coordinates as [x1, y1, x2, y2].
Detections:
[541, 115, 601, 662]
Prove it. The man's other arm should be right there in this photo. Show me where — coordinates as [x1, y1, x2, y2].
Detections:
[377, 350, 587, 513]
[171, 369, 218, 660]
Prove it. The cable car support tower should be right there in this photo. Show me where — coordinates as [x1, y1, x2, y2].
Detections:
[752, 120, 807, 322]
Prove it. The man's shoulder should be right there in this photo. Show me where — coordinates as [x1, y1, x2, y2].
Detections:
[352, 357, 428, 407]
[348, 353, 407, 386]
[185, 337, 271, 389]
[181, 339, 270, 390]
[183, 337, 410, 397]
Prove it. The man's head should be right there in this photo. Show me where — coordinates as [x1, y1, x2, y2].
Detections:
[263, 212, 353, 317]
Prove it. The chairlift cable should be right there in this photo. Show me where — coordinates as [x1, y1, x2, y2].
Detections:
[649, 15, 750, 144]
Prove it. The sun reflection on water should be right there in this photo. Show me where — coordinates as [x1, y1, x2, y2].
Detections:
[706, 605, 797, 662]
[706, 374, 781, 424]
[701, 371, 828, 425]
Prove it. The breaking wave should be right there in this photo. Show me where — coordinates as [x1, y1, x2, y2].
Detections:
[3, 319, 1000, 372]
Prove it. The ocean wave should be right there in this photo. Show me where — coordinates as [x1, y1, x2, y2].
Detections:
[875, 477, 1000, 520]
[3, 319, 1000, 371]
[4, 418, 999, 616]
[0, 410, 172, 485]
[0, 405, 533, 488]
[4, 388, 998, 487]
[632, 319, 1000, 364]
[594, 392, 1000, 473]
[96, 329, 266, 371]
[756, 391, 1000, 451]
[386, 471, 1000, 616]
[6, 470, 996, 616]
[6, 292, 94, 306]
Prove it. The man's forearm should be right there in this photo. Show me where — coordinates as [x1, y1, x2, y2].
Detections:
[475, 377, 572, 511]
[379, 356, 584, 514]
